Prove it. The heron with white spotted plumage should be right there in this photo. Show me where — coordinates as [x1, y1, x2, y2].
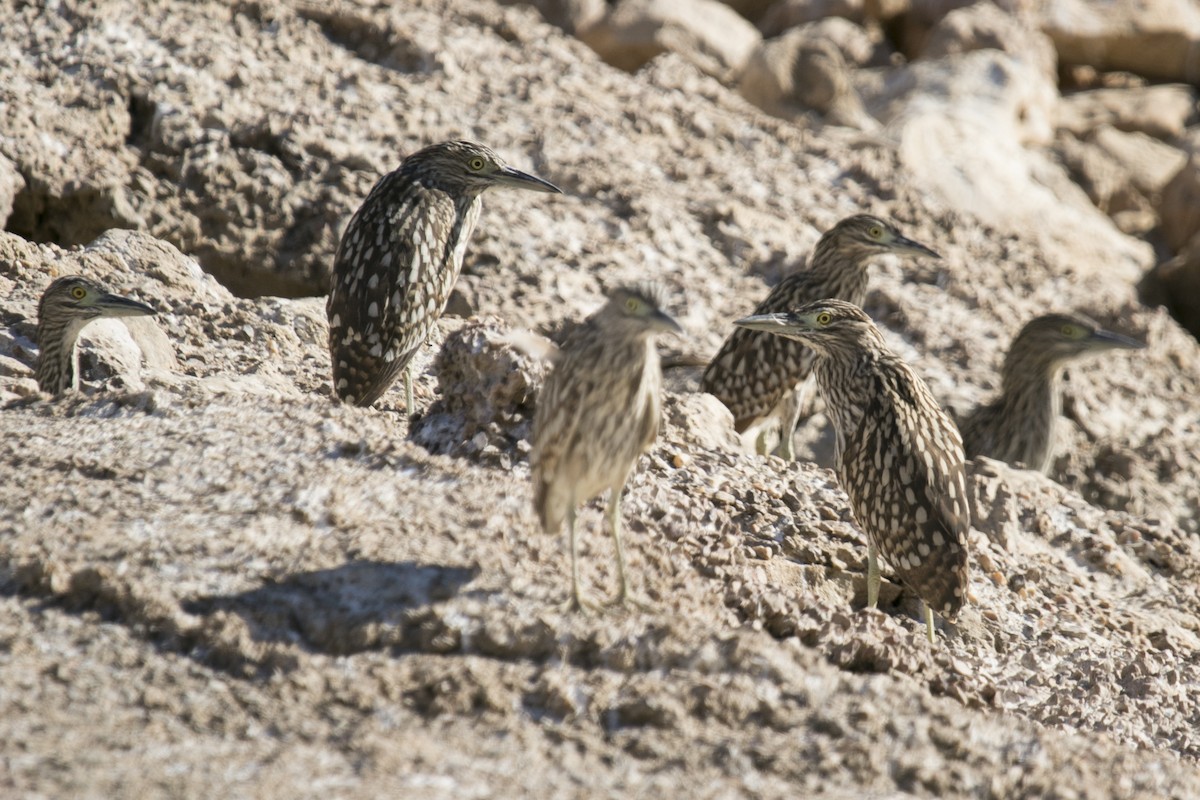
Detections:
[327, 140, 561, 412]
[702, 214, 939, 459]
[735, 299, 969, 643]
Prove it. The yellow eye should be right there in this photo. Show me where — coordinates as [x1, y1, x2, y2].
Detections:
[868, 226, 884, 239]
[71, 286, 86, 300]
[468, 157, 486, 171]
[1061, 324, 1079, 337]
[816, 312, 833, 325]
[625, 298, 641, 313]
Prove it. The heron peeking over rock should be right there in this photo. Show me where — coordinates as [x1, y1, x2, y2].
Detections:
[959, 312, 1146, 475]
[35, 275, 157, 396]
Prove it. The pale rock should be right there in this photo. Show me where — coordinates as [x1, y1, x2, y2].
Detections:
[874, 50, 1150, 282]
[579, 0, 762, 79]
[900, 0, 1035, 57]
[758, 0, 868, 36]
[1037, 0, 1200, 82]
[1090, 126, 1187, 198]
[1055, 125, 1187, 234]
[1157, 130, 1200, 253]
[0, 153, 26, 227]
[664, 392, 743, 453]
[1056, 85, 1197, 141]
[497, 0, 605, 33]
[922, 1, 1057, 82]
[76, 318, 151, 392]
[410, 317, 551, 457]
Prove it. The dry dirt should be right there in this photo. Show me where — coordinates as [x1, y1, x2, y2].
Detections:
[1, 1, 1199, 798]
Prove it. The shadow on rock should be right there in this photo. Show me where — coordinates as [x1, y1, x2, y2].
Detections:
[183, 560, 480, 656]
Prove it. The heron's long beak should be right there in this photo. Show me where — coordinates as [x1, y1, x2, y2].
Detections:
[733, 312, 807, 335]
[890, 234, 941, 260]
[654, 309, 684, 335]
[1089, 328, 1145, 350]
[94, 292, 157, 318]
[494, 165, 562, 194]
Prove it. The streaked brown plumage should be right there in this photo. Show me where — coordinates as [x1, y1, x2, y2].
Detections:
[531, 284, 682, 610]
[960, 312, 1145, 474]
[327, 140, 561, 411]
[735, 300, 969, 643]
[34, 276, 157, 395]
[702, 214, 939, 458]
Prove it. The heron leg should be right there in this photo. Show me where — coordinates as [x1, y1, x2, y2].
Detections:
[566, 505, 592, 612]
[924, 604, 936, 645]
[866, 541, 880, 609]
[403, 366, 414, 417]
[779, 395, 800, 461]
[772, 383, 801, 460]
[608, 483, 631, 605]
[754, 428, 770, 456]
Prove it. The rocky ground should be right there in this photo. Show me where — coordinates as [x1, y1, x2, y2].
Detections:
[1, 0, 1199, 797]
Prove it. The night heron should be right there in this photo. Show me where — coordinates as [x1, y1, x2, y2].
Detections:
[735, 300, 969, 643]
[327, 140, 561, 412]
[959, 312, 1146, 474]
[34, 275, 157, 395]
[531, 284, 682, 610]
[702, 214, 939, 459]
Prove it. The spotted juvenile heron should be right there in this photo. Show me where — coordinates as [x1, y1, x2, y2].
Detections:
[959, 312, 1145, 474]
[327, 140, 561, 412]
[531, 284, 682, 610]
[34, 276, 157, 395]
[735, 300, 969, 643]
[702, 214, 939, 459]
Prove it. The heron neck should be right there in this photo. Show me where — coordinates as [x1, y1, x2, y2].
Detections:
[806, 237, 871, 299]
[995, 361, 1063, 473]
[35, 317, 89, 394]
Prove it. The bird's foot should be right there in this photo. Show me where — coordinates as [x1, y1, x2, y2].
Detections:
[563, 592, 598, 614]
[605, 592, 653, 613]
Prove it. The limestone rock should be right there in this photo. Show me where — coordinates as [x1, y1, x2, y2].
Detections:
[1037, 0, 1200, 82]
[1157, 131, 1200, 252]
[1055, 125, 1188, 234]
[497, 0, 605, 33]
[410, 317, 551, 460]
[922, 1, 1057, 82]
[663, 391, 742, 453]
[899, 0, 1033, 57]
[0, 153, 25, 228]
[873, 50, 1150, 282]
[757, 0, 869, 36]
[579, 0, 762, 79]
[1056, 85, 1197, 141]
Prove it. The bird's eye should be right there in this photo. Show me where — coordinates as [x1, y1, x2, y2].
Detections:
[625, 298, 641, 313]
[468, 157, 486, 171]
[816, 312, 833, 325]
[71, 286, 86, 300]
[868, 226, 884, 239]
[1061, 324, 1080, 338]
